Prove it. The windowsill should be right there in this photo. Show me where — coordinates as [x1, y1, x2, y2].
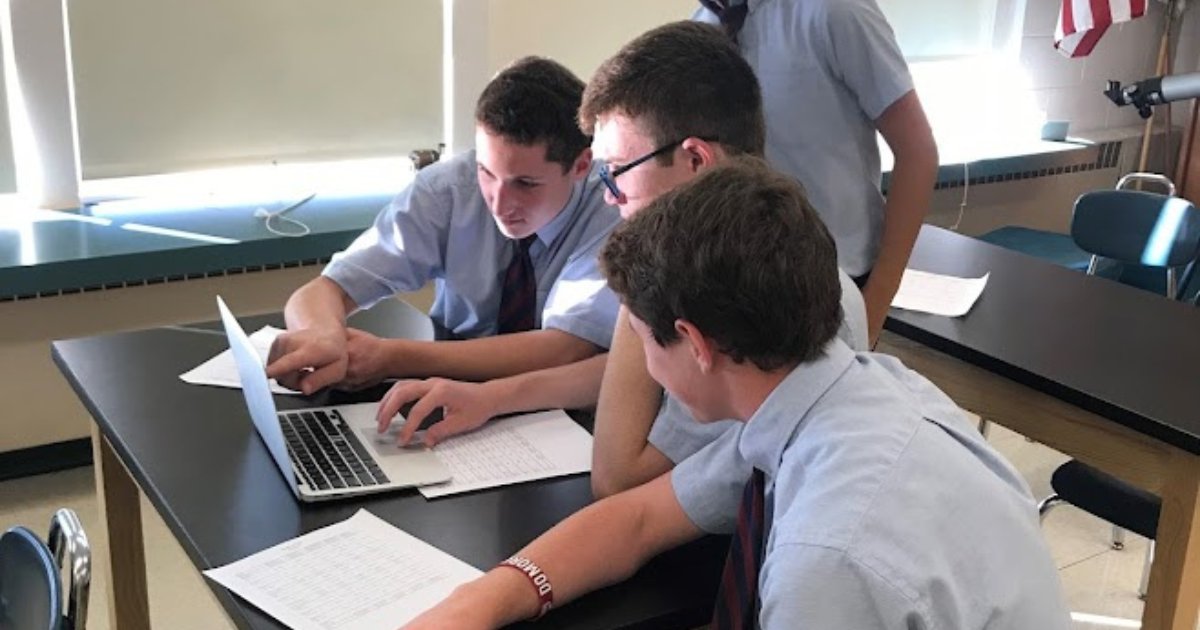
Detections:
[0, 158, 417, 301]
[2, 139, 1104, 302]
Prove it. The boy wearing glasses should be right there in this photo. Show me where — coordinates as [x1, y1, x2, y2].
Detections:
[373, 22, 867, 455]
[401, 159, 1069, 630]
[266, 57, 620, 395]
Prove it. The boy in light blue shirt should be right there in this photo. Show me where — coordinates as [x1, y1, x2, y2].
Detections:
[266, 57, 620, 395]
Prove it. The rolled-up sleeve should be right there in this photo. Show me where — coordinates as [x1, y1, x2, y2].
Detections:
[323, 173, 450, 310]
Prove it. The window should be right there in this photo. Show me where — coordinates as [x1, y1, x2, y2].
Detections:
[876, 0, 1022, 61]
[874, 0, 1046, 161]
[69, 0, 443, 180]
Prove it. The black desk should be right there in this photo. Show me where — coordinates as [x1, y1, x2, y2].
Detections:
[881, 225, 1200, 630]
[53, 299, 725, 630]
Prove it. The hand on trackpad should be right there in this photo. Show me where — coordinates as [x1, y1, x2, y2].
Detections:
[364, 425, 426, 451]
[371, 403, 444, 451]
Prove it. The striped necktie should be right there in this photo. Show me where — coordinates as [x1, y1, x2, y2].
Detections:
[712, 468, 767, 630]
[497, 235, 538, 334]
[699, 0, 750, 40]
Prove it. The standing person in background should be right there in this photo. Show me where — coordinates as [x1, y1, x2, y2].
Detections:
[697, 0, 939, 347]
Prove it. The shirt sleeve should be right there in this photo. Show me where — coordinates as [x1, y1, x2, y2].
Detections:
[648, 394, 736, 464]
[669, 424, 749, 535]
[322, 172, 451, 310]
[813, 0, 914, 121]
[760, 544, 929, 630]
[835, 268, 868, 351]
[540, 233, 621, 348]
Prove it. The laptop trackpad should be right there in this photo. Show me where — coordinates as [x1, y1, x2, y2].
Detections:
[363, 423, 430, 453]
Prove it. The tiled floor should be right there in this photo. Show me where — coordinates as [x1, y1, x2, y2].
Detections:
[0, 424, 1177, 629]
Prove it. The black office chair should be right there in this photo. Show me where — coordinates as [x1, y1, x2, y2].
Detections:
[1037, 179, 1200, 598]
[0, 509, 90, 630]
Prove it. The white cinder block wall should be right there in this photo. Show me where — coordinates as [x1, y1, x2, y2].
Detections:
[927, 0, 1200, 234]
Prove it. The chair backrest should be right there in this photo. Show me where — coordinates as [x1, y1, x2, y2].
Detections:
[0, 527, 63, 630]
[1071, 189, 1200, 297]
[0, 510, 89, 630]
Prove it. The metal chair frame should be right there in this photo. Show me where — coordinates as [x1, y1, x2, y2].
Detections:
[0, 508, 91, 630]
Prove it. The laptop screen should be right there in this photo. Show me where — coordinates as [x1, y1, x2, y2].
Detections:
[217, 296, 299, 490]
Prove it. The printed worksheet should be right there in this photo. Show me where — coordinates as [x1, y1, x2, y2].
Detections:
[180, 325, 298, 394]
[398, 410, 592, 499]
[204, 510, 481, 630]
[891, 269, 990, 317]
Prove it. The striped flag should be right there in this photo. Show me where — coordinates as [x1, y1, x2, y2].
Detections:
[1055, 0, 1148, 58]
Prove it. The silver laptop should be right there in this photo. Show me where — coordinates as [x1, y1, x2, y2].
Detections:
[217, 296, 450, 502]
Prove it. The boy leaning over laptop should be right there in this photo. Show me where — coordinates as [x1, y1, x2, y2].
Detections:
[401, 158, 1070, 630]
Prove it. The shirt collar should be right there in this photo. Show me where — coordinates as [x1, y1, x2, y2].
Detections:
[531, 170, 586, 248]
[738, 337, 857, 476]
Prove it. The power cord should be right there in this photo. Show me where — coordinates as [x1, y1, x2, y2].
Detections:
[255, 192, 316, 237]
[949, 161, 970, 232]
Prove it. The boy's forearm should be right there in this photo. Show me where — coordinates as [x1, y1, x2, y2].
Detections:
[591, 307, 673, 496]
[867, 91, 938, 345]
[451, 474, 700, 621]
[283, 276, 356, 331]
[382, 329, 600, 381]
[485, 353, 608, 416]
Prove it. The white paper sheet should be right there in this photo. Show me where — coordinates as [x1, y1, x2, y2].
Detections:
[180, 325, 298, 395]
[398, 409, 592, 498]
[891, 269, 990, 317]
[203, 510, 481, 630]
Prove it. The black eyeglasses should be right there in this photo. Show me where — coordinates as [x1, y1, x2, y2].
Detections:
[598, 136, 718, 200]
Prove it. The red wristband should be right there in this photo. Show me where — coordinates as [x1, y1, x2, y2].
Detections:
[497, 555, 554, 619]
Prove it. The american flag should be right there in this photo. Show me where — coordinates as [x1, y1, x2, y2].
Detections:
[1055, 0, 1148, 58]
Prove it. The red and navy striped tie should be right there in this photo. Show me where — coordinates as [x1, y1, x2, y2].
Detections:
[712, 468, 766, 630]
[497, 235, 538, 334]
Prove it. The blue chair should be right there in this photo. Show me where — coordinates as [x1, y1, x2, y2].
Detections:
[0, 509, 90, 630]
[1036, 178, 1200, 598]
[979, 172, 1200, 299]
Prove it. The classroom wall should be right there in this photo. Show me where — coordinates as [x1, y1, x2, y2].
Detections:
[1019, 0, 1169, 133]
[487, 0, 696, 79]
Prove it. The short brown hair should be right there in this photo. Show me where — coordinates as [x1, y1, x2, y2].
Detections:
[601, 157, 842, 370]
[579, 21, 765, 163]
[475, 56, 590, 171]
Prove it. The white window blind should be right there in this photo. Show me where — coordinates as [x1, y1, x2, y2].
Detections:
[68, 0, 443, 180]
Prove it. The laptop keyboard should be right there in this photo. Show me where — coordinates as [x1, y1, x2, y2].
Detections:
[278, 409, 390, 492]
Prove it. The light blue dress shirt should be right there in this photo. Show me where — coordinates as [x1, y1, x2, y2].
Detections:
[696, 0, 915, 276]
[669, 339, 1071, 628]
[323, 150, 622, 347]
